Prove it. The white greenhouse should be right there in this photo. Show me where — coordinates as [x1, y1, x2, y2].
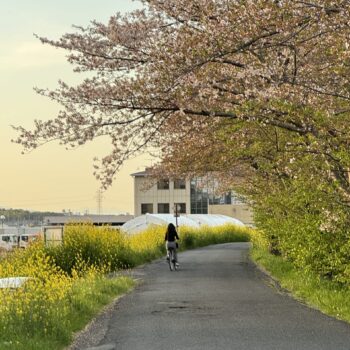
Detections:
[121, 214, 244, 235]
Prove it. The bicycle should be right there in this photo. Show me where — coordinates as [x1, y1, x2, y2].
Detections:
[167, 247, 178, 271]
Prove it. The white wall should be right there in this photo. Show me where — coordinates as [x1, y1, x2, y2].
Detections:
[208, 204, 254, 226]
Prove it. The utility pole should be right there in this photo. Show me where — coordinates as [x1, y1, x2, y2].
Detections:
[174, 204, 180, 229]
[95, 189, 104, 216]
[0, 215, 5, 235]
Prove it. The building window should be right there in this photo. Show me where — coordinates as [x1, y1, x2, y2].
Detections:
[209, 192, 232, 205]
[174, 179, 186, 189]
[141, 203, 153, 214]
[157, 179, 169, 190]
[190, 178, 209, 214]
[158, 203, 170, 214]
[174, 203, 186, 214]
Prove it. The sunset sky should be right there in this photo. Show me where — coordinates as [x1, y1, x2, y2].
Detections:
[0, 0, 153, 214]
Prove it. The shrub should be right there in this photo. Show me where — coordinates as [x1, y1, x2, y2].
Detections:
[253, 173, 350, 284]
[45, 224, 133, 274]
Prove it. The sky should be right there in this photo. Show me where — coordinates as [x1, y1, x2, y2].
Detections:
[0, 0, 153, 215]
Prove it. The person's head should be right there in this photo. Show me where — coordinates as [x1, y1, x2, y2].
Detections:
[167, 223, 177, 234]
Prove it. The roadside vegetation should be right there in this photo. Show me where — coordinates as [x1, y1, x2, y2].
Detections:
[3, 220, 350, 350]
[250, 229, 350, 324]
[0, 223, 249, 350]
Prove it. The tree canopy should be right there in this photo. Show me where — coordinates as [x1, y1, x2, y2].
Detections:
[13, 0, 350, 281]
[13, 0, 350, 188]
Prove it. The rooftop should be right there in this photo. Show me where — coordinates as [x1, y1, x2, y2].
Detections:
[121, 214, 244, 234]
[44, 214, 134, 225]
[130, 170, 148, 177]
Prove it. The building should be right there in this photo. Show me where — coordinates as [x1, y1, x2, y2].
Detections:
[132, 171, 253, 225]
[43, 214, 134, 227]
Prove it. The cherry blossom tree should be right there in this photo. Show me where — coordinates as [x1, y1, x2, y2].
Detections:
[13, 0, 350, 196]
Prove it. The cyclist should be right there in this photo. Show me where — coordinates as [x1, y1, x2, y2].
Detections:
[165, 223, 179, 266]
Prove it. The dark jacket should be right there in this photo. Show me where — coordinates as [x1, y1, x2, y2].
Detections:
[165, 230, 179, 242]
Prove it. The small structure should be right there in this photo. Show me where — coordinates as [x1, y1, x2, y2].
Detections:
[0, 277, 30, 289]
[121, 214, 244, 235]
[43, 226, 64, 247]
[43, 214, 133, 227]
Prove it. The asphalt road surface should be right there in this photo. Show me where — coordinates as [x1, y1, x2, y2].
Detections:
[72, 243, 350, 350]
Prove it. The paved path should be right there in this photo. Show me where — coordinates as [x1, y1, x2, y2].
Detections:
[74, 243, 350, 350]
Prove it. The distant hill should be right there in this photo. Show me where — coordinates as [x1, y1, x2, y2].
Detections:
[0, 208, 62, 226]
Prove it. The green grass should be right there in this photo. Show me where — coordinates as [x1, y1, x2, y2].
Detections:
[0, 276, 135, 350]
[251, 246, 350, 323]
